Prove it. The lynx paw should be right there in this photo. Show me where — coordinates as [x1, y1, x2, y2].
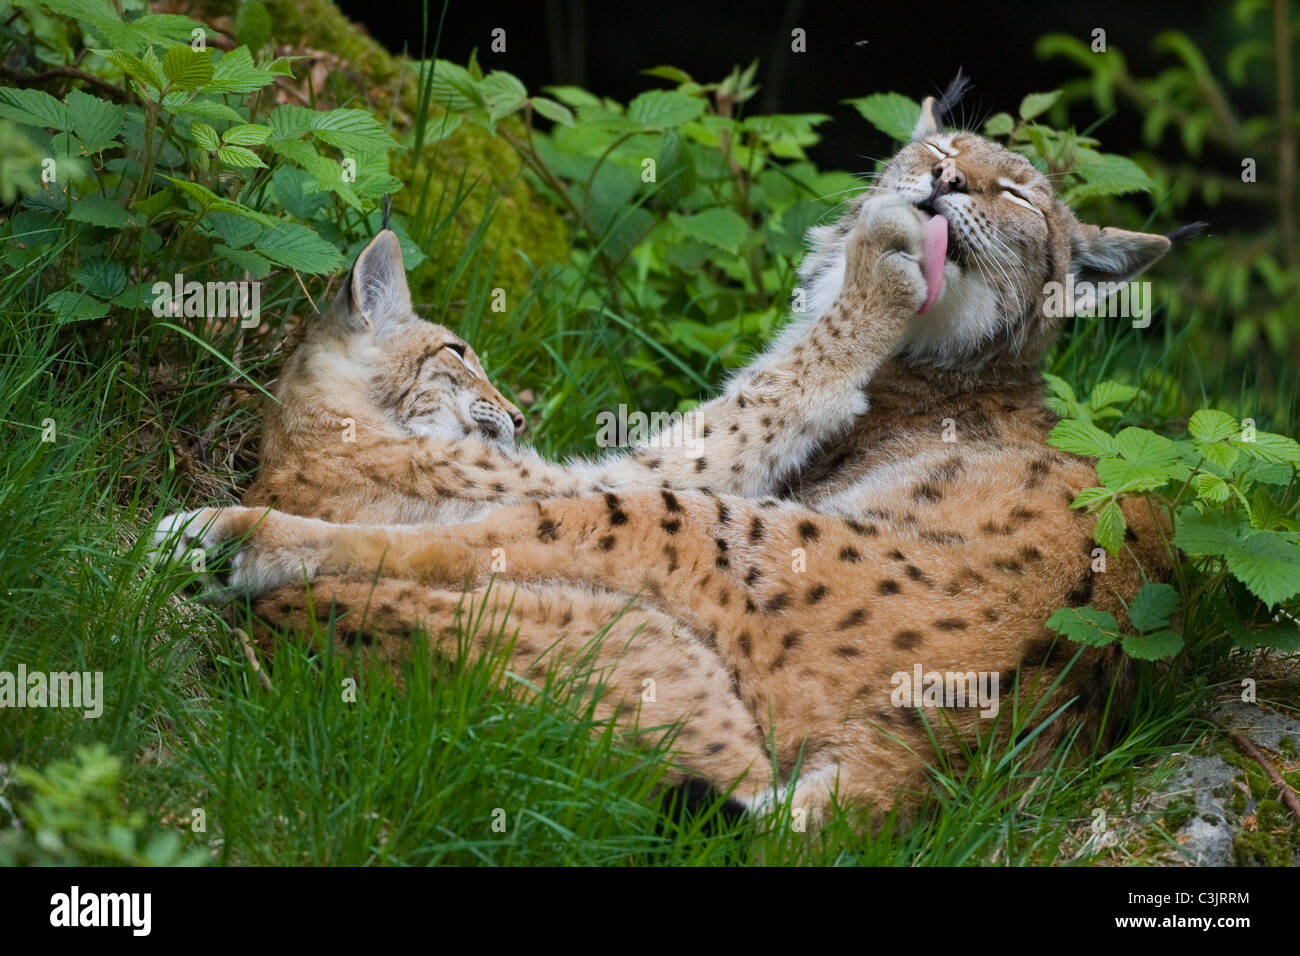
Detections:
[844, 196, 927, 315]
[152, 506, 306, 600]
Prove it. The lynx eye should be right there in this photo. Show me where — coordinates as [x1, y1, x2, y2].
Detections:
[443, 342, 481, 377]
[922, 141, 946, 160]
[1000, 186, 1041, 214]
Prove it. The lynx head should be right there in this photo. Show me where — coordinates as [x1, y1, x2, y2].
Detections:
[800, 75, 1177, 371]
[273, 230, 525, 450]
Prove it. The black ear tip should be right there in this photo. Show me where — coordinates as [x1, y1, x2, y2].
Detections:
[1165, 221, 1209, 243]
[936, 67, 971, 122]
[380, 194, 392, 232]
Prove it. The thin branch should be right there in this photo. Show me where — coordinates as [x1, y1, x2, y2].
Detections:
[1215, 720, 1300, 826]
[0, 63, 128, 102]
[232, 628, 274, 692]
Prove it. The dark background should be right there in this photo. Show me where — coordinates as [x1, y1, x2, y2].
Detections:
[337, 0, 1238, 175]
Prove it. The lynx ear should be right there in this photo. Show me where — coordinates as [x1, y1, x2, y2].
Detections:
[1069, 222, 1171, 286]
[912, 96, 942, 141]
[912, 70, 970, 141]
[348, 229, 412, 335]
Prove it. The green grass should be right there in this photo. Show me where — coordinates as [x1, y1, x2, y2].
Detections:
[1, 135, 1294, 865]
[0, 221, 1269, 868]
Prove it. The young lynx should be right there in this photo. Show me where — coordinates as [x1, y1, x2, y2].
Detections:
[159, 86, 1180, 822]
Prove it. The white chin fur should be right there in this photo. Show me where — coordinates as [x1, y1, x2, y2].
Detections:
[405, 418, 469, 441]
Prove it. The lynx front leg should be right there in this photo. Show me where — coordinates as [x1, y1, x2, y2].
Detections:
[251, 575, 780, 806]
[586, 195, 931, 498]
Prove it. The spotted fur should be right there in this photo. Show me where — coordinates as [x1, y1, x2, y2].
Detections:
[162, 90, 1179, 825]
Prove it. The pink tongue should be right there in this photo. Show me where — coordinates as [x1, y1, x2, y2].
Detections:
[919, 213, 948, 314]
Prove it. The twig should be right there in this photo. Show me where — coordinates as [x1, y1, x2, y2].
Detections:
[1216, 720, 1300, 825]
[293, 270, 320, 315]
[0, 63, 128, 102]
[232, 627, 273, 692]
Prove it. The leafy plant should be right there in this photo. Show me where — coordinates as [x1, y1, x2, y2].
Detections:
[855, 87, 1157, 208]
[1036, 0, 1300, 358]
[0, 744, 207, 865]
[416, 56, 859, 404]
[1044, 376, 1300, 658]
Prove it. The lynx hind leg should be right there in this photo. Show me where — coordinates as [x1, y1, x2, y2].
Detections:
[249, 576, 779, 806]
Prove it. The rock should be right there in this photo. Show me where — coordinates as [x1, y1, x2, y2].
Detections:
[1153, 754, 1240, 866]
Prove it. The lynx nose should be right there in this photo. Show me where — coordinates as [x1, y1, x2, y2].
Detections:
[931, 159, 967, 192]
[511, 411, 526, 435]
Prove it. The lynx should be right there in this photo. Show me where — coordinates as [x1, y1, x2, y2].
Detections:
[157, 85, 1181, 823]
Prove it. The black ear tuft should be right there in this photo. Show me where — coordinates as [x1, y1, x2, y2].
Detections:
[1165, 221, 1209, 243]
[935, 68, 971, 125]
[381, 194, 392, 232]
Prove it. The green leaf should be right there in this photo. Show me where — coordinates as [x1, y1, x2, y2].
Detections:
[542, 85, 601, 109]
[213, 244, 271, 278]
[266, 137, 361, 208]
[480, 70, 528, 122]
[530, 96, 575, 127]
[1047, 418, 1116, 458]
[267, 104, 315, 141]
[1173, 509, 1242, 557]
[221, 123, 271, 146]
[1120, 629, 1184, 660]
[1235, 430, 1300, 465]
[162, 46, 213, 91]
[309, 109, 395, 154]
[1088, 380, 1140, 410]
[90, 13, 205, 54]
[234, 0, 272, 50]
[1019, 90, 1062, 120]
[163, 176, 276, 225]
[66, 194, 130, 228]
[216, 144, 266, 169]
[983, 112, 1015, 137]
[844, 92, 921, 142]
[641, 65, 694, 84]
[670, 208, 750, 254]
[1062, 151, 1155, 206]
[72, 255, 126, 298]
[1096, 458, 1173, 493]
[65, 89, 123, 151]
[1071, 486, 1113, 511]
[1114, 426, 1183, 471]
[626, 89, 705, 128]
[423, 60, 486, 112]
[254, 221, 341, 274]
[166, 96, 246, 125]
[94, 48, 162, 90]
[42, 289, 108, 323]
[1093, 501, 1127, 556]
[0, 88, 68, 129]
[1224, 531, 1300, 607]
[1126, 582, 1179, 631]
[1046, 606, 1122, 647]
[1189, 409, 1238, 442]
[207, 46, 276, 94]
[1194, 438, 1239, 471]
[1191, 473, 1231, 503]
[190, 121, 220, 151]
